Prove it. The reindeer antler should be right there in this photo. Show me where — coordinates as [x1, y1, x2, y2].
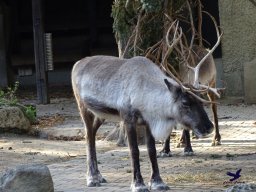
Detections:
[161, 20, 219, 103]
[164, 16, 222, 102]
[186, 11, 223, 98]
[161, 20, 192, 91]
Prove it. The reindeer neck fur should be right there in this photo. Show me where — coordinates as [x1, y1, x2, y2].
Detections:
[72, 56, 179, 140]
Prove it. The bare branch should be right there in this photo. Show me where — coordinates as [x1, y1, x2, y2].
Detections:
[197, 0, 203, 47]
[133, 9, 144, 57]
[186, 0, 195, 50]
[121, 28, 135, 58]
[145, 40, 162, 58]
[162, 20, 183, 66]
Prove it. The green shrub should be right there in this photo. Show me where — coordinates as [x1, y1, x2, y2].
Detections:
[0, 82, 37, 124]
[0, 81, 19, 106]
[23, 105, 37, 123]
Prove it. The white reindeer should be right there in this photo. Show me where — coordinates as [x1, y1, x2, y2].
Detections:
[72, 55, 214, 191]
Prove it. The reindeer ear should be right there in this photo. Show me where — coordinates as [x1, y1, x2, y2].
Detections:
[164, 79, 181, 97]
[164, 79, 176, 92]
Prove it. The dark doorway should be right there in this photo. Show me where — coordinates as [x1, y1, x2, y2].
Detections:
[7, 0, 117, 69]
[201, 0, 222, 58]
[2, 0, 117, 88]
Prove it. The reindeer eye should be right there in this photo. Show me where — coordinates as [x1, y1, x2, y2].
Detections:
[182, 99, 191, 107]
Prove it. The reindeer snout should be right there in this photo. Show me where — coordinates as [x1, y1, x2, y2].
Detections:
[206, 121, 214, 134]
[201, 121, 214, 137]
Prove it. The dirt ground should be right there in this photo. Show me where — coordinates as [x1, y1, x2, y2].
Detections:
[0, 95, 256, 191]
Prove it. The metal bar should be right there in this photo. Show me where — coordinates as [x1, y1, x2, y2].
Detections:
[32, 0, 49, 104]
[45, 33, 54, 71]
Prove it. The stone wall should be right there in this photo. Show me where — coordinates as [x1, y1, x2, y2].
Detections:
[244, 58, 256, 103]
[219, 0, 256, 97]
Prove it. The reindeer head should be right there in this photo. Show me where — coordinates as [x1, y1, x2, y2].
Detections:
[164, 79, 213, 137]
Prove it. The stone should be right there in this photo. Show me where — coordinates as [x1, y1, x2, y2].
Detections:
[0, 164, 54, 192]
[244, 58, 256, 103]
[0, 106, 31, 132]
[225, 183, 256, 192]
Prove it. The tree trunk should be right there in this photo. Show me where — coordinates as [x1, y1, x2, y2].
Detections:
[105, 121, 146, 146]
[105, 122, 127, 146]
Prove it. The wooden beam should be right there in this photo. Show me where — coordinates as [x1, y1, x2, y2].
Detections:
[32, 0, 49, 104]
[0, 12, 8, 88]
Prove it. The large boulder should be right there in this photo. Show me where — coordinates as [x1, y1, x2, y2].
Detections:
[0, 106, 31, 132]
[0, 164, 54, 192]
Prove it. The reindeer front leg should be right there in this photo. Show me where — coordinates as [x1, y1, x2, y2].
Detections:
[145, 126, 169, 191]
[122, 111, 148, 192]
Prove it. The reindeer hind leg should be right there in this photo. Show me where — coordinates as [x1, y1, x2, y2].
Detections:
[183, 130, 194, 156]
[208, 92, 221, 146]
[77, 100, 106, 187]
[158, 135, 172, 158]
[176, 129, 186, 148]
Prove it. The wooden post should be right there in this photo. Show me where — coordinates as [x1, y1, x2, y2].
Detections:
[0, 10, 8, 88]
[32, 0, 49, 104]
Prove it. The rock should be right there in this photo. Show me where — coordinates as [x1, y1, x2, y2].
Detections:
[0, 164, 54, 192]
[0, 106, 31, 132]
[226, 183, 256, 192]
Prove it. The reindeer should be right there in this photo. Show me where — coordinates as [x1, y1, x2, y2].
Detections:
[71, 55, 214, 191]
[159, 47, 221, 156]
[158, 11, 223, 157]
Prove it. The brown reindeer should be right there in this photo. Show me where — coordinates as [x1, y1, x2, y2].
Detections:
[158, 13, 223, 156]
[160, 47, 221, 156]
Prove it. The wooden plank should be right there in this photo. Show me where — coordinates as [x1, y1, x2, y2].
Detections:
[32, 0, 49, 104]
[0, 13, 8, 88]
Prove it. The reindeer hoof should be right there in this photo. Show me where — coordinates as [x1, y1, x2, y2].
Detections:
[184, 147, 194, 156]
[184, 151, 194, 156]
[98, 173, 107, 183]
[158, 151, 172, 158]
[211, 140, 221, 146]
[131, 183, 149, 192]
[87, 179, 101, 187]
[87, 174, 107, 187]
[149, 180, 169, 191]
[192, 135, 199, 139]
[99, 177, 107, 183]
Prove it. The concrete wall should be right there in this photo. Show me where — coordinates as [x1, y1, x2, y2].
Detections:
[219, 0, 256, 97]
[244, 58, 256, 103]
